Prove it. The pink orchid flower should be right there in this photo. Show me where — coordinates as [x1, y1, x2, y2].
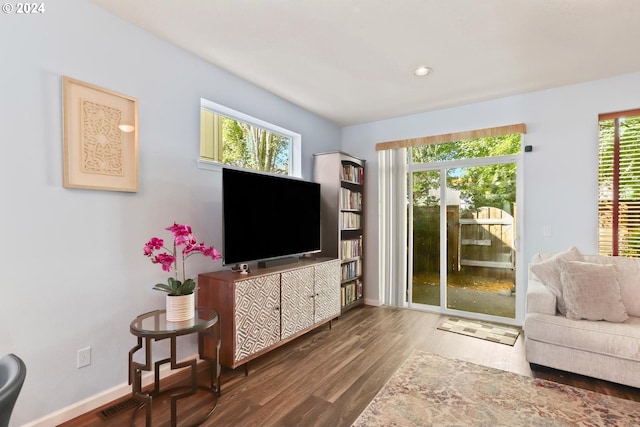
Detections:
[144, 223, 222, 291]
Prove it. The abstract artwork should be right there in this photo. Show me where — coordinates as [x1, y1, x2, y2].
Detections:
[62, 77, 138, 192]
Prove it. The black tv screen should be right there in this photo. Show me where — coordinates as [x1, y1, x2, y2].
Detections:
[222, 168, 321, 266]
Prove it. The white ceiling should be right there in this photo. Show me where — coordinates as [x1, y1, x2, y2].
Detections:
[89, 0, 640, 126]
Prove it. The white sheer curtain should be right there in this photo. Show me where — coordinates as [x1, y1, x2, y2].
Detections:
[378, 148, 408, 307]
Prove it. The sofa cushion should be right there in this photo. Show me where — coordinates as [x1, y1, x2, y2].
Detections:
[560, 261, 628, 322]
[583, 255, 640, 317]
[524, 313, 640, 362]
[525, 278, 557, 315]
[530, 246, 583, 314]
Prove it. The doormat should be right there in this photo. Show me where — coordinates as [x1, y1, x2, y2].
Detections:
[437, 317, 520, 345]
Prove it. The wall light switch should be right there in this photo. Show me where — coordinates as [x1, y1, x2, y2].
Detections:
[77, 347, 91, 368]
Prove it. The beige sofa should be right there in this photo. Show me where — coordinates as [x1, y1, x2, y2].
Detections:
[524, 248, 640, 388]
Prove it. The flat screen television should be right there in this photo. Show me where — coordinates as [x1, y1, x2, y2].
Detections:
[222, 167, 321, 266]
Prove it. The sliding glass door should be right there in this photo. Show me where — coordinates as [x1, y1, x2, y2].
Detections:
[408, 138, 520, 321]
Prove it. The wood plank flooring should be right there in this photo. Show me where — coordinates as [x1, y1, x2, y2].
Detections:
[60, 306, 640, 427]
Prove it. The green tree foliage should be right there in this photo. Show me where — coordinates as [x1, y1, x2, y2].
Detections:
[221, 117, 290, 174]
[599, 116, 640, 201]
[450, 163, 516, 214]
[412, 134, 520, 214]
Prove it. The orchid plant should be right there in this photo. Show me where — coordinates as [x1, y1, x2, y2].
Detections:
[144, 222, 221, 295]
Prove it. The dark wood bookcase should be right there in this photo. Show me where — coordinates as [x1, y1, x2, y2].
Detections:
[313, 152, 365, 313]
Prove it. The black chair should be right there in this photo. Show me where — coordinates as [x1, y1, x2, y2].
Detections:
[0, 354, 26, 427]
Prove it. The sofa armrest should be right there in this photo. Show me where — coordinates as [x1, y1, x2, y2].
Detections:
[526, 277, 557, 315]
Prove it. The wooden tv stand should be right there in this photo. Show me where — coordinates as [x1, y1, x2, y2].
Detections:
[198, 258, 340, 369]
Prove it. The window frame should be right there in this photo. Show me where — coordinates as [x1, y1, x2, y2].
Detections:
[198, 98, 301, 177]
[377, 124, 526, 325]
[598, 108, 640, 257]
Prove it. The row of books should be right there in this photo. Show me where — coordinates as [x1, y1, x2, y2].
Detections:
[341, 212, 361, 229]
[341, 237, 363, 260]
[341, 279, 363, 307]
[341, 164, 364, 184]
[340, 188, 362, 211]
[341, 259, 362, 281]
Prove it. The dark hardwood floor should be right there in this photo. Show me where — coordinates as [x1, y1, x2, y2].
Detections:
[60, 306, 640, 427]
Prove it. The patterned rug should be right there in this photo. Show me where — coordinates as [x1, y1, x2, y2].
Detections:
[352, 351, 640, 427]
[437, 317, 520, 346]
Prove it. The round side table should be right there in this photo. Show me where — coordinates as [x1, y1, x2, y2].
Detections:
[128, 307, 220, 427]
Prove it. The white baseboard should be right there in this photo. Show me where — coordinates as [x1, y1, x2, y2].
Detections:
[22, 353, 199, 427]
[364, 298, 381, 306]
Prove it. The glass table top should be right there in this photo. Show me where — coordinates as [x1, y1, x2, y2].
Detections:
[130, 307, 218, 337]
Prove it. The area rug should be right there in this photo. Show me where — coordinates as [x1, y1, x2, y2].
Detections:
[437, 317, 520, 346]
[352, 351, 640, 427]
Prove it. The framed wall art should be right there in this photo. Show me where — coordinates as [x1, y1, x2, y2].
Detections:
[62, 76, 139, 192]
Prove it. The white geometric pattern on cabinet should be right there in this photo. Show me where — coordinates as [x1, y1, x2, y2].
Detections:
[281, 266, 315, 340]
[314, 259, 341, 322]
[234, 274, 281, 362]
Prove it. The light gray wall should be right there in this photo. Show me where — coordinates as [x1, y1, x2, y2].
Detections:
[342, 72, 640, 309]
[0, 0, 340, 424]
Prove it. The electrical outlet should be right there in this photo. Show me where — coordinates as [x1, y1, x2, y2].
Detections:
[543, 226, 552, 237]
[77, 347, 91, 368]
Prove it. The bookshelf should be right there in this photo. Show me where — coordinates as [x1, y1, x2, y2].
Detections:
[313, 152, 365, 313]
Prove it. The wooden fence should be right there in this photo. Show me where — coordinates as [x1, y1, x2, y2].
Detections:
[413, 206, 515, 280]
[459, 207, 514, 279]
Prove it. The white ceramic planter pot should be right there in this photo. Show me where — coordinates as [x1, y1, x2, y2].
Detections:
[166, 293, 195, 322]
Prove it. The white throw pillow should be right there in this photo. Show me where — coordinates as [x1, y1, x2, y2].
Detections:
[530, 246, 583, 314]
[560, 261, 628, 322]
[582, 255, 640, 317]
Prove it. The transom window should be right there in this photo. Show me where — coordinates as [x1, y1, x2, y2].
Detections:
[411, 134, 520, 212]
[598, 109, 640, 257]
[199, 99, 300, 176]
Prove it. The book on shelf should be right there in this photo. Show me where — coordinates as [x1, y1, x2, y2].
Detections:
[341, 237, 363, 260]
[340, 211, 361, 229]
[341, 164, 364, 184]
[340, 188, 362, 211]
[341, 278, 363, 307]
[341, 259, 362, 281]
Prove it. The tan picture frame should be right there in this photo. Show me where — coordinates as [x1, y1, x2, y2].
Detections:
[62, 76, 139, 192]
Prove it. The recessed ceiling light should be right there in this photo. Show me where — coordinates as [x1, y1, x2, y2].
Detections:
[414, 66, 432, 77]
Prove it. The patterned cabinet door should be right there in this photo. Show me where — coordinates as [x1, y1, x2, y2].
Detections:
[314, 260, 341, 322]
[234, 274, 281, 362]
[281, 266, 315, 340]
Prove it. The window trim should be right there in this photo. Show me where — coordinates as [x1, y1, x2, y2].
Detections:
[198, 98, 301, 177]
